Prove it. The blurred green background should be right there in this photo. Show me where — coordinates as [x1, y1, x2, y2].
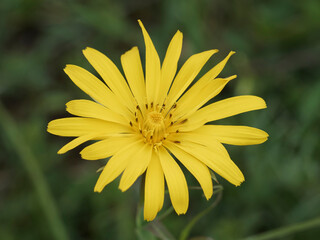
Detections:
[1, 0, 320, 239]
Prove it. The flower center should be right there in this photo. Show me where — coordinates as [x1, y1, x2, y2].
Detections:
[143, 111, 166, 144]
[129, 102, 186, 147]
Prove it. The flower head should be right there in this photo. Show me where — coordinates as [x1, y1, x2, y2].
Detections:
[47, 20, 268, 221]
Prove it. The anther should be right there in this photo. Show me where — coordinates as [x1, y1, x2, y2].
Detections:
[174, 141, 180, 144]
[129, 121, 133, 127]
[151, 102, 154, 108]
[170, 121, 174, 126]
[176, 130, 179, 133]
[180, 119, 188, 124]
[146, 104, 148, 109]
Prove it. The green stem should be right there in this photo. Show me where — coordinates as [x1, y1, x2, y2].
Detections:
[179, 185, 224, 240]
[0, 101, 69, 240]
[157, 206, 174, 222]
[241, 216, 320, 240]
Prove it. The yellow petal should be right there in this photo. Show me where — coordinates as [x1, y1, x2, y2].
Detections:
[164, 142, 213, 200]
[47, 117, 130, 137]
[158, 30, 183, 106]
[193, 51, 235, 89]
[158, 147, 189, 215]
[121, 47, 147, 112]
[80, 135, 138, 160]
[194, 125, 269, 145]
[66, 99, 127, 124]
[138, 20, 161, 104]
[176, 141, 244, 186]
[174, 75, 236, 120]
[180, 95, 267, 131]
[119, 144, 153, 192]
[64, 65, 131, 119]
[168, 132, 230, 158]
[94, 140, 143, 192]
[82, 47, 135, 111]
[165, 49, 218, 109]
[58, 134, 97, 154]
[144, 152, 165, 221]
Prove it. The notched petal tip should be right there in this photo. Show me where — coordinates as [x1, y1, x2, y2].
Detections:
[121, 46, 139, 58]
[118, 185, 128, 193]
[79, 151, 91, 160]
[235, 177, 245, 187]
[235, 182, 244, 187]
[63, 64, 79, 74]
[176, 210, 187, 216]
[205, 194, 212, 201]
[82, 46, 94, 54]
[47, 121, 55, 134]
[144, 217, 154, 222]
[94, 184, 103, 193]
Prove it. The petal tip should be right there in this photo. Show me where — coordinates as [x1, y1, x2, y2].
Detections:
[94, 185, 103, 193]
[57, 148, 65, 154]
[64, 64, 77, 73]
[210, 49, 219, 55]
[137, 19, 144, 28]
[118, 185, 127, 192]
[204, 192, 213, 200]
[82, 46, 93, 52]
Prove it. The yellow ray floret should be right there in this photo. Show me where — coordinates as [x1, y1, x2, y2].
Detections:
[47, 20, 268, 221]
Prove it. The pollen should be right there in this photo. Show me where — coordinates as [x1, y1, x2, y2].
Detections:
[142, 111, 167, 145]
[148, 111, 163, 124]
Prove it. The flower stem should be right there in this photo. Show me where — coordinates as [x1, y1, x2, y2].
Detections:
[0, 101, 69, 240]
[242, 216, 320, 240]
[179, 185, 224, 240]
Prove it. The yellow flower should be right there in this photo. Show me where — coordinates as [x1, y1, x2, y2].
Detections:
[47, 20, 268, 221]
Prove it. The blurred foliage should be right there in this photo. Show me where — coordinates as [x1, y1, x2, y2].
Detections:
[1, 0, 320, 239]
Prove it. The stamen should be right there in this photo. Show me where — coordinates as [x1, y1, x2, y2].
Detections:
[180, 119, 188, 124]
[173, 103, 177, 109]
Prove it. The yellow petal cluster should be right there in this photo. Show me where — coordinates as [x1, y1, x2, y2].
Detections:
[47, 20, 268, 221]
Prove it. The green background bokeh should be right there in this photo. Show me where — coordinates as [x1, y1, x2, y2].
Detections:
[1, 0, 320, 239]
